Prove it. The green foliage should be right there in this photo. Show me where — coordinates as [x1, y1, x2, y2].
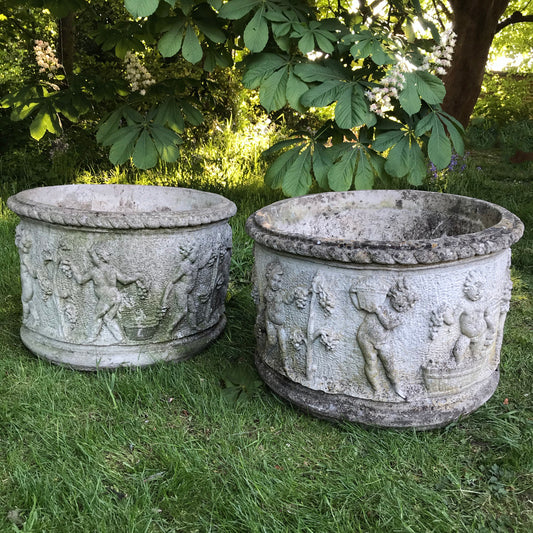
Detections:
[156, 2, 226, 63]
[415, 110, 464, 169]
[399, 71, 446, 114]
[473, 72, 533, 124]
[489, 0, 533, 72]
[95, 98, 206, 168]
[466, 73, 533, 154]
[125, 0, 159, 17]
[220, 365, 263, 404]
[117, 0, 463, 193]
[345, 28, 394, 65]
[92, 20, 146, 59]
[1, 79, 96, 140]
[0, 2, 57, 94]
[1, 0, 468, 194]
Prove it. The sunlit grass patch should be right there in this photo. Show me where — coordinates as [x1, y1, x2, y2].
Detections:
[75, 116, 278, 193]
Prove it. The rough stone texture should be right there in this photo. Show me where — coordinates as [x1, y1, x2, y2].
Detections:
[8, 184, 236, 370]
[246, 190, 524, 429]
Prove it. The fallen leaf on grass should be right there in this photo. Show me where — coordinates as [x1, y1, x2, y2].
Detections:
[7, 509, 24, 526]
[144, 471, 166, 483]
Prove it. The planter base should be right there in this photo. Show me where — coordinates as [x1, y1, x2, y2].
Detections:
[256, 356, 499, 430]
[20, 317, 226, 371]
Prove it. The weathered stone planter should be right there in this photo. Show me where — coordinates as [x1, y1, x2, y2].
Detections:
[246, 190, 524, 429]
[8, 184, 236, 370]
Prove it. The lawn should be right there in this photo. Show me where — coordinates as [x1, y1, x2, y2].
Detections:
[0, 120, 531, 532]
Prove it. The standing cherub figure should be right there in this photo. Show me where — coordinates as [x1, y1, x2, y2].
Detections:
[351, 277, 417, 400]
[15, 226, 39, 325]
[263, 261, 289, 369]
[161, 240, 199, 336]
[60, 243, 144, 343]
[453, 271, 497, 363]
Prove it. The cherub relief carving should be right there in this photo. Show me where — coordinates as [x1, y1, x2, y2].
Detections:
[452, 271, 497, 363]
[263, 261, 290, 371]
[350, 277, 417, 400]
[423, 270, 507, 395]
[15, 226, 39, 326]
[60, 243, 145, 343]
[161, 240, 199, 337]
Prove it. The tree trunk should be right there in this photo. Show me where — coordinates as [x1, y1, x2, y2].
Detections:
[441, 0, 509, 128]
[58, 13, 75, 76]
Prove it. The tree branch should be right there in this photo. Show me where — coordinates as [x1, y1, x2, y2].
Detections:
[358, 0, 372, 20]
[496, 10, 533, 32]
[432, 0, 453, 26]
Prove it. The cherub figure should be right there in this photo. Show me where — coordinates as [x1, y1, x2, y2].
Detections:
[453, 271, 497, 363]
[211, 243, 232, 316]
[60, 243, 144, 343]
[351, 278, 417, 400]
[161, 240, 199, 336]
[263, 261, 290, 369]
[15, 226, 39, 325]
[196, 240, 232, 326]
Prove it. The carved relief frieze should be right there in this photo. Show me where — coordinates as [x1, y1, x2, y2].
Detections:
[252, 239, 516, 422]
[60, 241, 147, 343]
[423, 270, 508, 396]
[46, 241, 80, 338]
[429, 304, 454, 341]
[14, 223, 232, 347]
[259, 265, 341, 379]
[453, 270, 497, 362]
[262, 261, 290, 373]
[301, 273, 337, 378]
[9, 184, 236, 369]
[160, 239, 200, 339]
[350, 277, 417, 400]
[194, 234, 232, 329]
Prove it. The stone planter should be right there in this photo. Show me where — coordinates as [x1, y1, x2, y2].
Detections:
[246, 190, 524, 429]
[8, 184, 236, 370]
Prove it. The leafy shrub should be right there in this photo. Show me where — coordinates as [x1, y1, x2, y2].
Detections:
[472, 72, 533, 124]
[467, 72, 532, 151]
[2, 0, 465, 195]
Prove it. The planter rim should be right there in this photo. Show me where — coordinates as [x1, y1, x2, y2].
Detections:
[7, 184, 237, 229]
[245, 190, 524, 265]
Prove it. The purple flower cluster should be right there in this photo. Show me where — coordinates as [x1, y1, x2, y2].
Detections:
[428, 152, 476, 181]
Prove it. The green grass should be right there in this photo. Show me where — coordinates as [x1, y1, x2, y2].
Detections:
[0, 121, 532, 532]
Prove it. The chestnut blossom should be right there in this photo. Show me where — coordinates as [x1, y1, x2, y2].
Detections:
[34, 40, 62, 78]
[365, 26, 457, 117]
[123, 51, 156, 94]
[365, 64, 406, 116]
[421, 27, 457, 75]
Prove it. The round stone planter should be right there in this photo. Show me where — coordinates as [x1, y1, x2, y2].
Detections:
[8, 184, 236, 370]
[246, 190, 524, 429]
